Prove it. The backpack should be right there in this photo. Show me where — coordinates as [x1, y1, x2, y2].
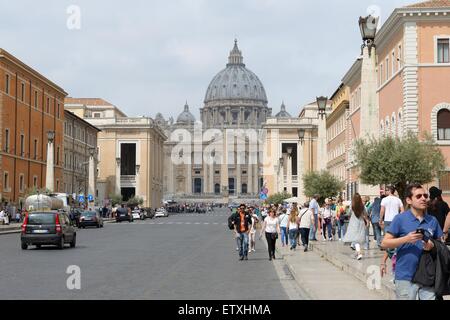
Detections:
[227, 213, 236, 230]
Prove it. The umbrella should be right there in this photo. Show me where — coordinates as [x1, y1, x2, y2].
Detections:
[283, 197, 302, 203]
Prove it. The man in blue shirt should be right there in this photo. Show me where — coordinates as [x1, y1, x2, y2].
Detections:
[308, 194, 320, 241]
[382, 183, 443, 300]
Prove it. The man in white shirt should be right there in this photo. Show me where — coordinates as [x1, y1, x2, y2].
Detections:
[308, 195, 320, 241]
[380, 186, 404, 233]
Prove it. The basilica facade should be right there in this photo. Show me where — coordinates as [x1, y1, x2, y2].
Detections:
[159, 41, 272, 202]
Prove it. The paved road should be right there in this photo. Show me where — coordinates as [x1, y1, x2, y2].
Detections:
[0, 208, 303, 300]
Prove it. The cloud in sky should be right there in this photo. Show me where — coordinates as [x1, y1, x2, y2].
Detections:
[0, 0, 414, 119]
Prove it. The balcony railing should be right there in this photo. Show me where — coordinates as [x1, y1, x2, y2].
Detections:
[120, 175, 136, 186]
[283, 175, 299, 185]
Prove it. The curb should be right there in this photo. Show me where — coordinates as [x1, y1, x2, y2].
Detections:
[310, 243, 396, 300]
[275, 246, 317, 300]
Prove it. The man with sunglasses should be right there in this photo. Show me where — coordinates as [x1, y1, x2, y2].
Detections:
[381, 183, 443, 300]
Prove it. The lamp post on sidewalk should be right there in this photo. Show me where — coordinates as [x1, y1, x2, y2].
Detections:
[316, 97, 328, 171]
[45, 131, 55, 192]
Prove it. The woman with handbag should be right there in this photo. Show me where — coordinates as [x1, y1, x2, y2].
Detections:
[259, 208, 280, 261]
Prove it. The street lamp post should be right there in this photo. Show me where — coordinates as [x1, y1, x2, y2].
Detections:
[88, 147, 96, 205]
[358, 15, 379, 57]
[357, 14, 380, 198]
[298, 129, 305, 145]
[316, 96, 328, 120]
[45, 131, 55, 192]
[316, 97, 328, 171]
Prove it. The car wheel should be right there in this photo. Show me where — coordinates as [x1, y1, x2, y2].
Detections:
[58, 236, 65, 250]
[36, 244, 42, 249]
[21, 242, 28, 250]
[70, 234, 76, 248]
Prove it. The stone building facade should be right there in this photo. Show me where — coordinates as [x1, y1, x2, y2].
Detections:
[64, 98, 166, 208]
[63, 110, 100, 201]
[161, 41, 272, 202]
[0, 48, 67, 206]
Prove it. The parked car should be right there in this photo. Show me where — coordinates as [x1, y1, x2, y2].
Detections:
[131, 210, 141, 220]
[116, 207, 133, 223]
[142, 208, 155, 219]
[79, 210, 104, 228]
[155, 208, 169, 218]
[21, 211, 76, 250]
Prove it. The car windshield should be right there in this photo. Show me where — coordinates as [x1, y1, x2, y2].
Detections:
[82, 211, 96, 217]
[27, 213, 56, 225]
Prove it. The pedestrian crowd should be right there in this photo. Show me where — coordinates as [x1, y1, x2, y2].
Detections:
[228, 183, 450, 300]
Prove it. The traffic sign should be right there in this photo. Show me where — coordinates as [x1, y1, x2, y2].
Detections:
[78, 195, 85, 203]
[88, 194, 94, 202]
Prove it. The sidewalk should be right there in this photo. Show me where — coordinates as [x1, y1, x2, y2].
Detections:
[272, 239, 386, 300]
[276, 236, 450, 300]
[308, 239, 396, 299]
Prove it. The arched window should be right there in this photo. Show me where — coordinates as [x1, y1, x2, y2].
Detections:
[437, 109, 450, 140]
[242, 183, 248, 194]
[214, 184, 220, 194]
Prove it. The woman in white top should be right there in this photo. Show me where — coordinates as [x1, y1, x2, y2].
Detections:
[259, 209, 280, 260]
[343, 193, 370, 260]
[278, 209, 289, 247]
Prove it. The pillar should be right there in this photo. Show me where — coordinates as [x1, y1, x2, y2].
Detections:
[45, 135, 55, 192]
[297, 141, 305, 203]
[115, 158, 121, 195]
[287, 153, 293, 196]
[220, 130, 228, 197]
[88, 151, 95, 198]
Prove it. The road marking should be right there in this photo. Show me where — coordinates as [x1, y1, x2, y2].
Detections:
[203, 222, 209, 225]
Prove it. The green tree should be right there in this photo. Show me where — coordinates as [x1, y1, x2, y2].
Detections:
[265, 192, 292, 205]
[354, 132, 446, 202]
[303, 170, 345, 205]
[127, 195, 144, 208]
[24, 186, 51, 197]
[109, 193, 123, 207]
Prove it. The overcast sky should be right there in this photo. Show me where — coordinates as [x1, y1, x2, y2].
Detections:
[0, 0, 417, 120]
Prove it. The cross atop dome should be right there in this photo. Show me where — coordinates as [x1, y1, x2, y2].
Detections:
[227, 39, 245, 67]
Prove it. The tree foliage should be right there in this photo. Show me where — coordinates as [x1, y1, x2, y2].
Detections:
[303, 170, 345, 205]
[127, 195, 144, 207]
[25, 186, 51, 197]
[109, 193, 123, 207]
[265, 192, 292, 206]
[354, 132, 446, 202]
